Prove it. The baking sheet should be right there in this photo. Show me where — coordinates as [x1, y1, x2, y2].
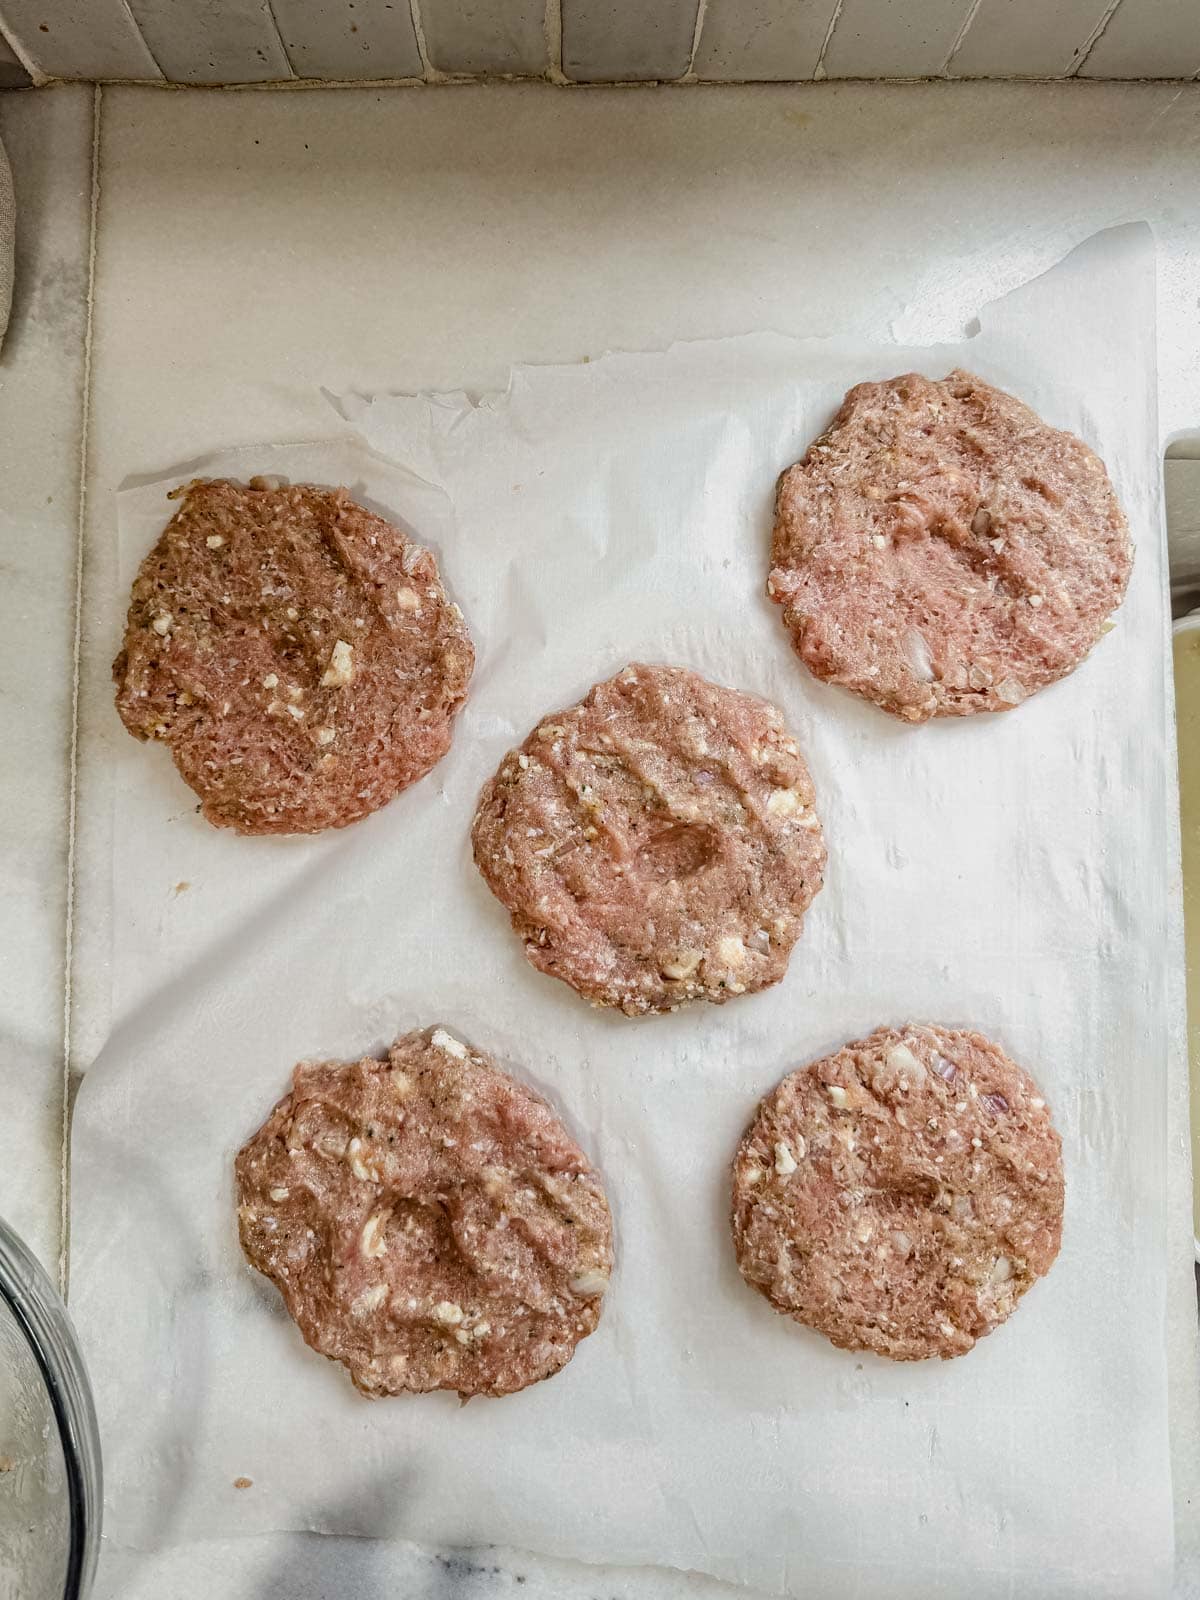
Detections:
[70, 225, 1174, 1598]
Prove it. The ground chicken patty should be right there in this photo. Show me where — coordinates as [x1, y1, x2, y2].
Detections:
[769, 370, 1131, 722]
[471, 664, 826, 1017]
[113, 478, 474, 833]
[731, 1024, 1063, 1361]
[236, 1028, 613, 1399]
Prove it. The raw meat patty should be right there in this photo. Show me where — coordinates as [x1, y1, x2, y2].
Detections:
[471, 664, 826, 1016]
[113, 478, 474, 833]
[731, 1023, 1063, 1361]
[769, 370, 1131, 722]
[236, 1027, 613, 1398]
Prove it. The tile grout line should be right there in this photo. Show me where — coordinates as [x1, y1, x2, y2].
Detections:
[812, 0, 845, 81]
[682, 0, 709, 80]
[0, 16, 44, 85]
[59, 81, 102, 1301]
[1069, 0, 1128, 76]
[407, 0, 441, 83]
[941, 0, 985, 77]
[18, 70, 1200, 89]
[543, 0, 566, 83]
[116, 0, 168, 81]
[261, 0, 298, 80]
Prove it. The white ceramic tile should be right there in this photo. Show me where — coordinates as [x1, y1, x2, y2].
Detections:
[77, 80, 1200, 1594]
[271, 0, 422, 81]
[561, 0, 699, 80]
[126, 0, 291, 84]
[0, 83, 93, 1276]
[0, 0, 161, 82]
[420, 0, 548, 76]
[820, 0, 972, 77]
[692, 0, 832, 80]
[949, 0, 1116, 77]
[1079, 0, 1200, 78]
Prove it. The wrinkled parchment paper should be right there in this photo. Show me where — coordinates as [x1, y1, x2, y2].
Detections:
[71, 227, 1175, 1598]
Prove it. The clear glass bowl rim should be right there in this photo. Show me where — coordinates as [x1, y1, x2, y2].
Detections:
[0, 1213, 102, 1599]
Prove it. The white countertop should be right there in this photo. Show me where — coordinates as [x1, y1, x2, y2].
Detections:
[1, 76, 1197, 1600]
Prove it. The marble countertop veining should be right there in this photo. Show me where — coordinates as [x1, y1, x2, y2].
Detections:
[0, 76, 1196, 1600]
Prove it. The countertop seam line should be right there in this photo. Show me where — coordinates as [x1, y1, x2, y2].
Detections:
[59, 80, 101, 1301]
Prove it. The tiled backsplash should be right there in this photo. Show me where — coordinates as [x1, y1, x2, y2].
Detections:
[2, 0, 1198, 85]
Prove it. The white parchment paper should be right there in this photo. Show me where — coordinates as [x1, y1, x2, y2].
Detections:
[70, 226, 1175, 1598]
